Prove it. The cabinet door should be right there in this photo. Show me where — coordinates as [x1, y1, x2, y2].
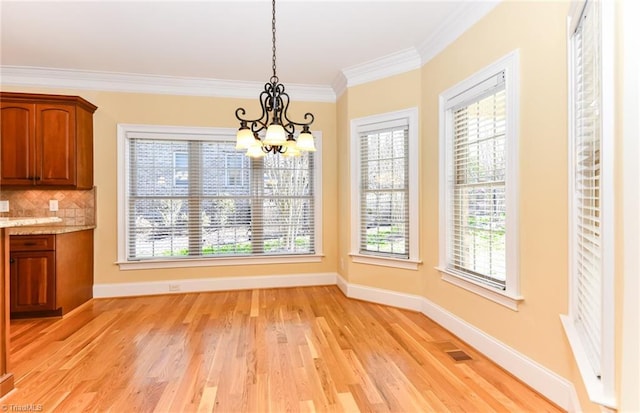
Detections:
[0, 102, 36, 185]
[36, 104, 76, 186]
[9, 251, 56, 313]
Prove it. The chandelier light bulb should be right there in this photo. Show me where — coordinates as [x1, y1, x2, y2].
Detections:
[296, 131, 316, 152]
[282, 146, 300, 157]
[264, 123, 286, 146]
[246, 144, 266, 158]
[235, 127, 255, 150]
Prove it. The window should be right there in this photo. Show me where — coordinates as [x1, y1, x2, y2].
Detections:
[438, 51, 521, 309]
[350, 108, 420, 270]
[561, 0, 616, 407]
[117, 125, 322, 269]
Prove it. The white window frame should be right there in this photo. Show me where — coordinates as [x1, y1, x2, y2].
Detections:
[560, 0, 616, 408]
[116, 124, 323, 270]
[438, 50, 522, 310]
[349, 108, 420, 270]
[620, 0, 640, 410]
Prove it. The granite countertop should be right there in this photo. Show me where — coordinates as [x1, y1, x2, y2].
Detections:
[0, 217, 62, 228]
[7, 224, 96, 235]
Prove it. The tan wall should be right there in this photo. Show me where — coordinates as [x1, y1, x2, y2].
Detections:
[336, 90, 350, 280]
[1, 86, 338, 285]
[338, 70, 424, 294]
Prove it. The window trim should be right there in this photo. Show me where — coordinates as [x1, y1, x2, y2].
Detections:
[349, 108, 421, 270]
[561, 0, 616, 407]
[438, 50, 522, 309]
[116, 124, 323, 269]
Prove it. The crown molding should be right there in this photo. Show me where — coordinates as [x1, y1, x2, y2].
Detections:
[418, 1, 500, 65]
[0, 66, 336, 103]
[336, 1, 500, 89]
[341, 48, 422, 88]
[331, 71, 348, 99]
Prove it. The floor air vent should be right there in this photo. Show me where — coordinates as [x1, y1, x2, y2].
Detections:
[446, 349, 472, 361]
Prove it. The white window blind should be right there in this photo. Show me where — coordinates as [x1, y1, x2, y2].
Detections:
[447, 72, 507, 289]
[126, 135, 315, 260]
[359, 123, 409, 258]
[572, 0, 603, 376]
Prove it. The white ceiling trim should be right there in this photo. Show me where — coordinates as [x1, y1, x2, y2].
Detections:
[341, 48, 422, 88]
[331, 72, 348, 99]
[418, 1, 501, 65]
[0, 66, 337, 103]
[334, 0, 501, 91]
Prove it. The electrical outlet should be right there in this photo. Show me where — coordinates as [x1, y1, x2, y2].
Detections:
[0, 200, 8, 213]
[49, 199, 59, 212]
[169, 284, 180, 292]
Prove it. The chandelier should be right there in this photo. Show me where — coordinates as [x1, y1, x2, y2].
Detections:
[234, 0, 316, 158]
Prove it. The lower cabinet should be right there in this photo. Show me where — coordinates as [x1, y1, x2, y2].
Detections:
[9, 230, 93, 318]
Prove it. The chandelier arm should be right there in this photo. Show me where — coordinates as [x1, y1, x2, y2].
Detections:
[282, 113, 315, 128]
[234, 106, 266, 126]
[267, 82, 282, 120]
[281, 94, 315, 129]
[277, 90, 295, 135]
[235, 88, 274, 134]
[262, 145, 285, 154]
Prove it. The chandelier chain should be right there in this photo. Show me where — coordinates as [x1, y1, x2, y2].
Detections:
[271, 0, 277, 81]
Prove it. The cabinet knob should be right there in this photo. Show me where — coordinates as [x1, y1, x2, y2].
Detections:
[9, 258, 15, 264]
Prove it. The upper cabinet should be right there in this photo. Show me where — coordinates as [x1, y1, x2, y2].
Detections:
[0, 92, 98, 189]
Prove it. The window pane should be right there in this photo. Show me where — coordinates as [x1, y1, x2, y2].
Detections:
[450, 88, 507, 287]
[261, 154, 314, 254]
[360, 126, 409, 258]
[127, 134, 315, 260]
[572, 0, 603, 375]
[128, 198, 189, 258]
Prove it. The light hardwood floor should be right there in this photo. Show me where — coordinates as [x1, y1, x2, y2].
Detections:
[3, 286, 562, 412]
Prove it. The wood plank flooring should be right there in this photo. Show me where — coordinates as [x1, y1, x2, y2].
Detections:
[3, 286, 562, 412]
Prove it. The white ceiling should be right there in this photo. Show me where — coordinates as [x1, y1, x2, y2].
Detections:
[0, 0, 498, 98]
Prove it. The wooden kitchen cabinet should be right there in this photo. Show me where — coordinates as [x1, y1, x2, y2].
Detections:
[0, 92, 97, 189]
[9, 230, 93, 318]
[9, 246, 56, 313]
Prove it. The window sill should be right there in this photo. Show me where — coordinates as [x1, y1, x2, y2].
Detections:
[436, 267, 523, 311]
[560, 315, 617, 409]
[350, 253, 421, 270]
[116, 254, 324, 270]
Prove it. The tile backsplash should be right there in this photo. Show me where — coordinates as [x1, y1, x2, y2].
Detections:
[0, 187, 96, 226]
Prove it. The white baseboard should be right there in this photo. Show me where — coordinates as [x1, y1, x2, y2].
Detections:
[93, 272, 337, 298]
[336, 275, 423, 312]
[335, 274, 576, 411]
[94, 272, 577, 411]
